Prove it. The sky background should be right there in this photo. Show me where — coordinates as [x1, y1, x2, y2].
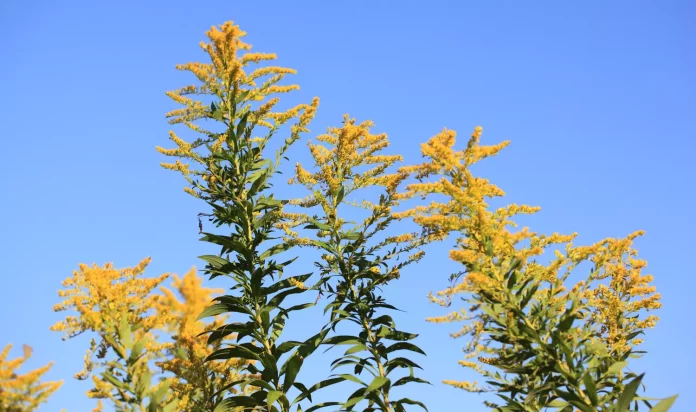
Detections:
[1, 0, 694, 410]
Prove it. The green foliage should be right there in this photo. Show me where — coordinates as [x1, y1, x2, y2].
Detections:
[160, 21, 326, 412]
[102, 313, 179, 412]
[155, 20, 677, 412]
[308, 216, 430, 412]
[287, 117, 430, 411]
[468, 255, 667, 411]
[399, 127, 677, 411]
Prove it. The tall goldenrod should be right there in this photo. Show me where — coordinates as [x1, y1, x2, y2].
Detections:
[157, 21, 318, 202]
[287, 116, 428, 411]
[158, 21, 324, 411]
[399, 126, 668, 410]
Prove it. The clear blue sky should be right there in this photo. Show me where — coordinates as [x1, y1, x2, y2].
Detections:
[1, 1, 694, 410]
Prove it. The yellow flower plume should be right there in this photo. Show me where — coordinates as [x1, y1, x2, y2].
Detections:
[0, 344, 62, 411]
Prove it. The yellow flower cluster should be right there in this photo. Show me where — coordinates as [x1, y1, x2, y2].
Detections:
[287, 115, 411, 242]
[0, 344, 62, 411]
[156, 268, 248, 410]
[51, 258, 169, 339]
[577, 231, 662, 355]
[288, 277, 310, 290]
[51, 259, 170, 406]
[283, 116, 432, 299]
[157, 21, 319, 199]
[442, 379, 482, 392]
[51, 259, 250, 409]
[397, 129, 551, 310]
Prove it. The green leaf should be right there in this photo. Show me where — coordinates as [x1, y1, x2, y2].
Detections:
[235, 90, 250, 105]
[385, 357, 422, 373]
[298, 329, 328, 358]
[345, 344, 370, 355]
[385, 342, 426, 356]
[282, 352, 303, 392]
[311, 240, 335, 253]
[342, 230, 361, 241]
[237, 112, 249, 138]
[198, 303, 232, 320]
[285, 302, 315, 313]
[148, 380, 171, 410]
[292, 377, 345, 404]
[271, 313, 287, 342]
[206, 345, 261, 362]
[587, 342, 609, 358]
[129, 335, 148, 365]
[293, 382, 312, 403]
[378, 329, 418, 341]
[276, 341, 302, 357]
[267, 390, 284, 410]
[198, 254, 230, 269]
[205, 322, 252, 344]
[557, 315, 576, 332]
[162, 398, 179, 412]
[118, 312, 132, 350]
[343, 393, 366, 409]
[200, 234, 251, 260]
[336, 374, 365, 385]
[263, 274, 312, 294]
[626, 330, 645, 342]
[650, 395, 678, 412]
[249, 170, 270, 198]
[268, 287, 305, 308]
[371, 315, 395, 327]
[616, 373, 644, 411]
[582, 372, 598, 406]
[547, 399, 569, 408]
[392, 376, 430, 387]
[254, 210, 278, 230]
[241, 379, 275, 392]
[395, 397, 428, 411]
[304, 220, 332, 231]
[136, 368, 151, 398]
[260, 242, 293, 260]
[606, 361, 629, 375]
[211, 101, 224, 121]
[324, 335, 364, 346]
[304, 402, 342, 412]
[102, 371, 126, 390]
[336, 186, 345, 204]
[214, 396, 262, 411]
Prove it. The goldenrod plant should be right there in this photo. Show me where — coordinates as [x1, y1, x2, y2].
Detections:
[286, 116, 429, 411]
[156, 268, 249, 411]
[397, 126, 676, 411]
[0, 344, 62, 411]
[51, 259, 178, 411]
[158, 22, 325, 411]
[51, 259, 250, 411]
[18, 18, 671, 412]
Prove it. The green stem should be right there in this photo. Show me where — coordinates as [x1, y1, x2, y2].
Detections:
[349, 283, 392, 412]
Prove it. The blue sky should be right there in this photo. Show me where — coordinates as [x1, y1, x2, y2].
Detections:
[1, 1, 694, 410]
